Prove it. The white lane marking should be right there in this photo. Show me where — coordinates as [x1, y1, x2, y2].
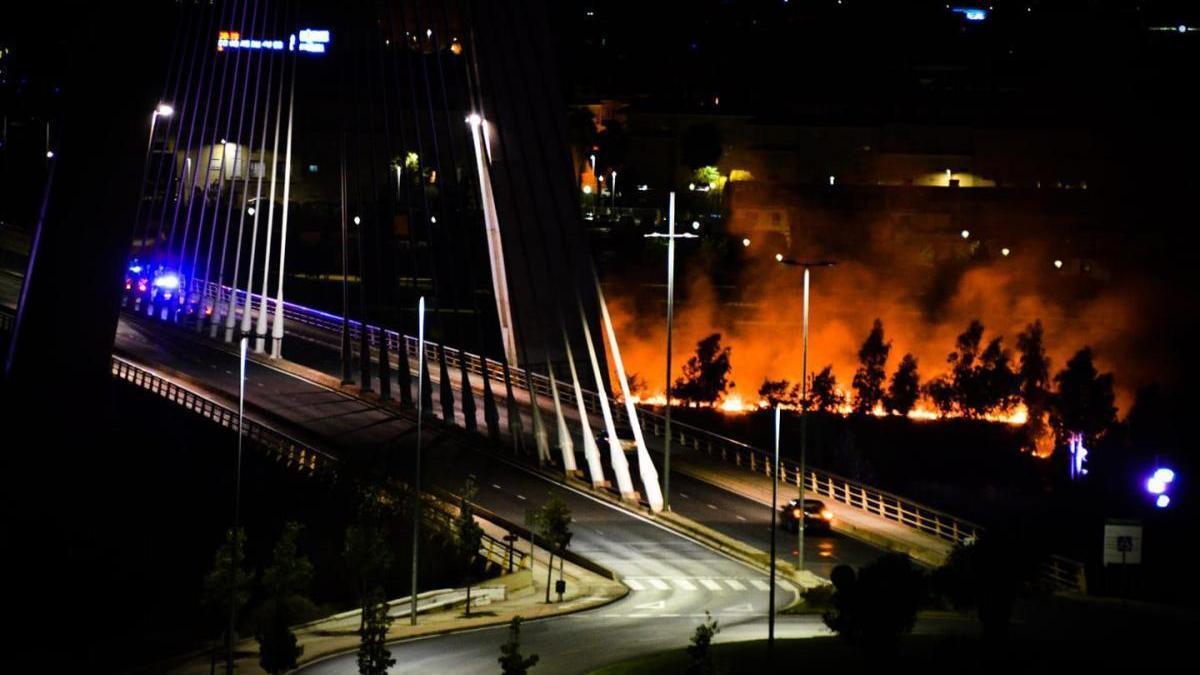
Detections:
[724, 579, 747, 591]
[699, 579, 724, 591]
[722, 602, 754, 613]
[624, 578, 646, 591]
[707, 503, 718, 510]
[647, 578, 671, 590]
[491, 483, 502, 490]
[735, 515, 747, 521]
[516, 494, 526, 501]
[634, 600, 665, 610]
[751, 579, 772, 591]
[672, 578, 697, 591]
[679, 493, 690, 499]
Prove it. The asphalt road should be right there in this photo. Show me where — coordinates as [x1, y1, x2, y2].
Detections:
[113, 315, 890, 673]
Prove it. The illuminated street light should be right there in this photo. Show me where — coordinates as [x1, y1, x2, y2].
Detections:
[961, 229, 970, 239]
[582, 185, 592, 195]
[1002, 247, 1011, 256]
[45, 150, 54, 159]
[247, 207, 255, 216]
[1054, 259, 1064, 269]
[353, 215, 361, 225]
[156, 103, 175, 117]
[775, 256, 837, 575]
[742, 237, 751, 247]
[692, 221, 700, 230]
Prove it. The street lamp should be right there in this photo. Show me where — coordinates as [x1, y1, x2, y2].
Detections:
[410, 296, 426, 625]
[776, 256, 836, 575]
[227, 335, 249, 674]
[644, 192, 697, 511]
[768, 405, 780, 661]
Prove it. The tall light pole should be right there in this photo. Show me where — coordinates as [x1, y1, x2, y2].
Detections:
[768, 405, 780, 661]
[410, 296, 425, 626]
[227, 334, 248, 675]
[643, 192, 696, 511]
[148, 104, 174, 153]
[776, 255, 835, 574]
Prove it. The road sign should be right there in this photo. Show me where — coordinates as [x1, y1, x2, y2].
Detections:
[1103, 519, 1142, 565]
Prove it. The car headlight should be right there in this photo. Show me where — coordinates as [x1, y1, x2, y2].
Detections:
[821, 510, 833, 520]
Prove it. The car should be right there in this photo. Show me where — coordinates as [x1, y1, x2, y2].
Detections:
[779, 498, 833, 534]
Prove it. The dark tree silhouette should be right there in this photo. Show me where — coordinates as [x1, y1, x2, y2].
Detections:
[1016, 321, 1050, 409]
[757, 378, 792, 408]
[1052, 347, 1117, 443]
[823, 554, 925, 652]
[453, 481, 484, 617]
[532, 494, 573, 603]
[885, 353, 920, 415]
[685, 611, 721, 675]
[977, 337, 1020, 414]
[343, 487, 393, 631]
[356, 588, 395, 675]
[201, 528, 252, 656]
[257, 522, 315, 674]
[498, 616, 539, 675]
[852, 319, 891, 414]
[674, 333, 734, 407]
[808, 366, 844, 413]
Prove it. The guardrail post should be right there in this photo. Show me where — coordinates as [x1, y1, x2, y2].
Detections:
[748, 453, 755, 472]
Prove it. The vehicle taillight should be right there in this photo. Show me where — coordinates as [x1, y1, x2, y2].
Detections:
[792, 508, 802, 518]
[821, 510, 834, 520]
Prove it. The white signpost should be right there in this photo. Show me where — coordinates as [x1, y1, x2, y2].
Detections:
[1102, 519, 1142, 566]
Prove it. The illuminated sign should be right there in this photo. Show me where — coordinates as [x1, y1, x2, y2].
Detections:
[218, 28, 330, 54]
[1068, 432, 1089, 480]
[951, 7, 988, 21]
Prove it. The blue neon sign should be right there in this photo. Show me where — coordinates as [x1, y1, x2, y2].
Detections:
[217, 28, 330, 54]
[951, 7, 988, 21]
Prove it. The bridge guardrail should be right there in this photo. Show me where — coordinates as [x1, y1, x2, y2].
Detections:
[111, 352, 525, 572]
[180, 282, 1083, 589]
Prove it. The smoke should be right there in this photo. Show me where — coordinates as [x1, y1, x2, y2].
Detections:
[608, 212, 1161, 418]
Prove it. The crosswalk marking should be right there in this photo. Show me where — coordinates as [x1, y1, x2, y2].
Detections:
[724, 579, 747, 590]
[622, 577, 775, 593]
[672, 579, 697, 591]
[699, 579, 724, 591]
[751, 579, 772, 591]
[648, 578, 671, 590]
[625, 578, 646, 591]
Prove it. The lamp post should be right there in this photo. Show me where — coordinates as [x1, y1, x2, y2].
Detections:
[643, 192, 696, 511]
[227, 334, 248, 674]
[775, 255, 835, 574]
[768, 405, 780, 661]
[410, 296, 426, 625]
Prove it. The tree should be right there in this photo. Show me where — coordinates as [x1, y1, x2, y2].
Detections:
[977, 337, 1020, 414]
[344, 487, 394, 631]
[498, 616, 539, 675]
[1052, 347, 1117, 444]
[624, 372, 648, 399]
[949, 320, 986, 416]
[757, 378, 792, 408]
[453, 481, 484, 617]
[680, 123, 723, 170]
[257, 522, 315, 674]
[356, 588, 395, 675]
[885, 353, 920, 416]
[201, 528, 252, 654]
[1016, 320, 1050, 412]
[808, 366, 844, 413]
[685, 611, 720, 675]
[852, 319, 891, 414]
[674, 333, 734, 407]
[532, 495, 573, 603]
[823, 554, 925, 652]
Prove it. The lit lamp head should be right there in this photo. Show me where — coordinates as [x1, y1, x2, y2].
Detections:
[156, 104, 175, 117]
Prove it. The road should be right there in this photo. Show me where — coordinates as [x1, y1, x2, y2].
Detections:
[112, 314, 889, 673]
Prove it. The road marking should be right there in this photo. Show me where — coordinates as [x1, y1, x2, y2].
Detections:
[707, 503, 718, 510]
[647, 578, 671, 590]
[722, 602, 754, 613]
[699, 579, 724, 591]
[672, 578, 697, 591]
[516, 494, 526, 501]
[751, 579, 771, 591]
[724, 579, 747, 591]
[491, 483, 502, 490]
[634, 600, 665, 610]
[679, 493, 690, 499]
[778, 580, 797, 594]
[735, 514, 747, 521]
[624, 579, 646, 591]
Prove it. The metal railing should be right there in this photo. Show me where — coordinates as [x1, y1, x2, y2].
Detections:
[170, 281, 1084, 586]
[110, 353, 530, 571]
[1041, 554, 1088, 593]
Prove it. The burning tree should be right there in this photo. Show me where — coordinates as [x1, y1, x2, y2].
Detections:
[852, 319, 891, 414]
[807, 366, 844, 413]
[1052, 347, 1116, 444]
[924, 320, 1019, 418]
[885, 353, 920, 416]
[758, 378, 792, 408]
[674, 333, 734, 407]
